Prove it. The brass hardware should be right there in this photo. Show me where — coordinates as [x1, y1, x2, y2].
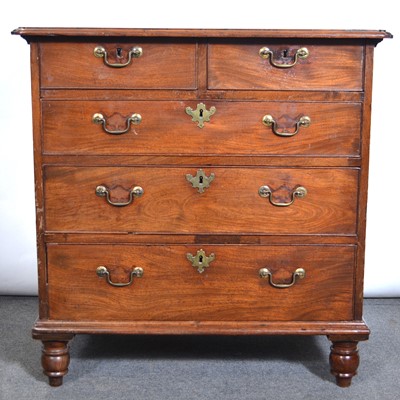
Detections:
[259, 47, 309, 68]
[258, 185, 307, 207]
[92, 113, 142, 135]
[93, 45, 143, 68]
[262, 115, 311, 137]
[259, 267, 306, 288]
[185, 102, 216, 128]
[186, 249, 215, 274]
[95, 185, 143, 207]
[186, 169, 215, 193]
[96, 266, 143, 287]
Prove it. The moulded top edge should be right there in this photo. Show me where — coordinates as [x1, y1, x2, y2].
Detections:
[11, 27, 393, 40]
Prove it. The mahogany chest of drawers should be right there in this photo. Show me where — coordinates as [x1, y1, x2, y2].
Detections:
[13, 27, 391, 387]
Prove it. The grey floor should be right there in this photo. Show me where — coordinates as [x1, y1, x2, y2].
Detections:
[0, 297, 399, 400]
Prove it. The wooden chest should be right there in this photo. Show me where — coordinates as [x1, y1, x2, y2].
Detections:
[13, 27, 391, 387]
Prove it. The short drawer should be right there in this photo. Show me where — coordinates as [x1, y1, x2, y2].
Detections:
[42, 100, 361, 156]
[208, 43, 363, 90]
[44, 166, 358, 235]
[47, 244, 355, 321]
[39, 42, 197, 89]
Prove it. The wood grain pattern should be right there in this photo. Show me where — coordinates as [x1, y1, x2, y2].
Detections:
[12, 27, 392, 40]
[44, 166, 358, 234]
[42, 100, 361, 156]
[208, 44, 363, 91]
[47, 244, 355, 321]
[14, 27, 390, 386]
[39, 42, 197, 89]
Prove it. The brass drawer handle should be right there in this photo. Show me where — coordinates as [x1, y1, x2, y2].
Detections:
[186, 169, 215, 193]
[186, 102, 216, 128]
[92, 113, 142, 135]
[187, 249, 215, 274]
[258, 185, 307, 207]
[95, 185, 144, 207]
[93, 45, 143, 68]
[262, 115, 311, 137]
[96, 266, 143, 287]
[259, 47, 309, 68]
[259, 267, 305, 288]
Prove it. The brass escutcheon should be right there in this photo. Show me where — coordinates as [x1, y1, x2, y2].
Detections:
[186, 169, 215, 193]
[186, 249, 215, 274]
[185, 103, 216, 128]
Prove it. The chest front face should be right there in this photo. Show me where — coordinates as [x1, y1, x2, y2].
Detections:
[13, 27, 391, 387]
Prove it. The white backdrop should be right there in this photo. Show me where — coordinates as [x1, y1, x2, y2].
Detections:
[0, 0, 398, 296]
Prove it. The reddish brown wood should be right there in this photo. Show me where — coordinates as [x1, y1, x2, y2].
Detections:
[40, 89, 363, 102]
[40, 335, 74, 386]
[43, 233, 357, 245]
[13, 27, 391, 387]
[208, 44, 364, 91]
[354, 45, 375, 320]
[12, 27, 392, 40]
[39, 42, 197, 89]
[42, 100, 361, 156]
[46, 244, 355, 321]
[43, 166, 358, 234]
[329, 340, 360, 387]
[41, 154, 361, 167]
[32, 320, 370, 336]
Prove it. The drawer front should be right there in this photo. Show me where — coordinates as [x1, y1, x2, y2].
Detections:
[44, 166, 358, 234]
[47, 244, 355, 321]
[208, 44, 363, 90]
[39, 42, 197, 89]
[42, 100, 361, 156]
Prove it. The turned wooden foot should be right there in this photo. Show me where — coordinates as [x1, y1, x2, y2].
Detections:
[329, 340, 359, 387]
[41, 337, 73, 386]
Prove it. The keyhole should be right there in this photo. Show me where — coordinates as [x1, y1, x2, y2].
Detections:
[199, 255, 203, 264]
[199, 109, 204, 118]
[199, 176, 204, 184]
[282, 49, 288, 57]
[116, 48, 123, 58]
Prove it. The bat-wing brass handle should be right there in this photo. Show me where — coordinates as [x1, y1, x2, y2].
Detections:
[262, 115, 311, 137]
[259, 47, 309, 68]
[94, 45, 142, 68]
[259, 267, 305, 288]
[96, 266, 143, 287]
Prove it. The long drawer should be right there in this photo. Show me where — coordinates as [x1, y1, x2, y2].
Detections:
[39, 42, 197, 89]
[208, 43, 363, 90]
[44, 166, 358, 234]
[47, 244, 355, 321]
[42, 100, 361, 156]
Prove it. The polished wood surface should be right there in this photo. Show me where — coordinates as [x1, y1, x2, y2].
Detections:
[12, 27, 392, 40]
[47, 244, 355, 321]
[44, 166, 358, 234]
[42, 100, 361, 156]
[14, 27, 391, 387]
[208, 44, 363, 90]
[40, 42, 197, 89]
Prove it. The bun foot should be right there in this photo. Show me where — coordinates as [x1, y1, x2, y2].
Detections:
[41, 339, 72, 386]
[329, 340, 359, 387]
